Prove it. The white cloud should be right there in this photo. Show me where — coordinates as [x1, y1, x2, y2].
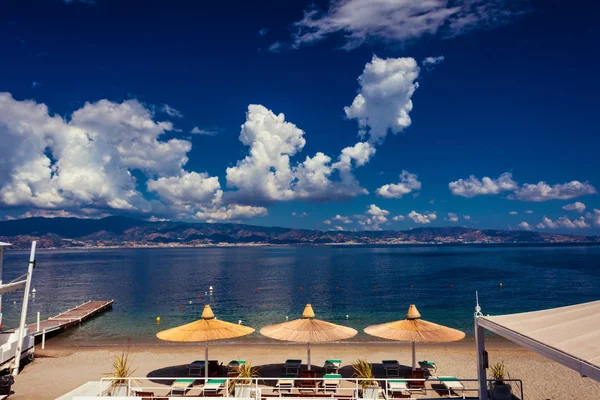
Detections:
[536, 215, 589, 230]
[31, 81, 40, 88]
[586, 209, 600, 227]
[226, 105, 374, 204]
[525, 210, 533, 214]
[331, 225, 345, 231]
[194, 204, 268, 223]
[268, 41, 285, 52]
[323, 219, 332, 225]
[511, 181, 596, 201]
[562, 202, 586, 213]
[332, 214, 352, 224]
[376, 170, 421, 198]
[161, 104, 183, 118]
[448, 172, 517, 197]
[344, 56, 419, 144]
[0, 93, 191, 213]
[422, 56, 445, 68]
[356, 204, 389, 230]
[509, 211, 518, 215]
[292, 0, 527, 50]
[259, 28, 269, 36]
[191, 126, 219, 135]
[148, 216, 170, 222]
[292, 211, 308, 218]
[392, 215, 405, 221]
[518, 221, 532, 230]
[147, 171, 222, 212]
[445, 212, 459, 222]
[407, 210, 435, 224]
[463, 215, 471, 221]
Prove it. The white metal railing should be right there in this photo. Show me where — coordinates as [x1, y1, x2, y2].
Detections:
[97, 376, 524, 399]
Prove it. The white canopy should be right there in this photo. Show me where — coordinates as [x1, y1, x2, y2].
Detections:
[477, 300, 600, 382]
[0, 242, 10, 247]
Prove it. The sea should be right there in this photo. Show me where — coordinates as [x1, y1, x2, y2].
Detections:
[1, 244, 599, 345]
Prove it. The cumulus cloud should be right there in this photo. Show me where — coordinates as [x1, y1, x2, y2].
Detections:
[407, 210, 436, 224]
[463, 215, 471, 220]
[509, 211, 518, 215]
[422, 56, 445, 68]
[587, 209, 600, 227]
[445, 212, 459, 222]
[194, 204, 268, 223]
[449, 172, 517, 197]
[511, 181, 596, 202]
[292, 0, 528, 50]
[226, 105, 374, 205]
[292, 211, 308, 218]
[0, 93, 191, 213]
[536, 215, 589, 230]
[525, 210, 533, 214]
[392, 215, 405, 221]
[356, 204, 389, 230]
[376, 170, 421, 198]
[518, 221, 532, 230]
[147, 172, 222, 213]
[344, 56, 419, 144]
[332, 214, 352, 224]
[562, 202, 586, 212]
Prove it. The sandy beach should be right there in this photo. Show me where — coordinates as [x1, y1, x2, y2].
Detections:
[10, 340, 600, 400]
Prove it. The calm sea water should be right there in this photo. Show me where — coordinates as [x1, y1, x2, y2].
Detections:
[1, 245, 599, 344]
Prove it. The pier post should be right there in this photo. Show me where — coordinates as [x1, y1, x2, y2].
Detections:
[37, 312, 40, 332]
[42, 329, 46, 350]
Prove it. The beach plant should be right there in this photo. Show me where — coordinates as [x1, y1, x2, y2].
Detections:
[490, 361, 507, 383]
[104, 348, 137, 394]
[352, 358, 376, 388]
[228, 361, 260, 394]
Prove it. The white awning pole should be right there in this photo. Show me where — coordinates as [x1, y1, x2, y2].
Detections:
[205, 341, 209, 380]
[307, 342, 311, 370]
[412, 341, 416, 370]
[474, 292, 489, 400]
[12, 241, 36, 376]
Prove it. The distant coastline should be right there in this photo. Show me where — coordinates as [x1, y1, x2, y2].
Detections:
[1, 215, 599, 250]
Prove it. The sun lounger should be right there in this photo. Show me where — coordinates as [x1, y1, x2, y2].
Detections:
[324, 359, 342, 374]
[285, 359, 302, 375]
[322, 374, 341, 393]
[298, 370, 318, 392]
[276, 374, 296, 393]
[361, 383, 383, 399]
[387, 380, 410, 398]
[408, 370, 425, 391]
[170, 378, 195, 395]
[203, 378, 227, 395]
[188, 360, 205, 376]
[382, 360, 400, 377]
[438, 376, 465, 398]
[418, 360, 437, 376]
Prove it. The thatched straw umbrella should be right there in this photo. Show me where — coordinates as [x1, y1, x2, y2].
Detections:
[157, 304, 254, 379]
[364, 305, 465, 370]
[260, 304, 357, 370]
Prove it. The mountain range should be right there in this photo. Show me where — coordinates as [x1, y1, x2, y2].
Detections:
[0, 216, 598, 249]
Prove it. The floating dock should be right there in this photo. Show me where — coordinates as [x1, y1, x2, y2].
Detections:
[26, 300, 113, 341]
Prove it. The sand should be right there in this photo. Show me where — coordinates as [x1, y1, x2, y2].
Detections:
[10, 340, 600, 400]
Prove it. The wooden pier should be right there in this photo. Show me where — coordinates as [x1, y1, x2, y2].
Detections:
[26, 300, 113, 340]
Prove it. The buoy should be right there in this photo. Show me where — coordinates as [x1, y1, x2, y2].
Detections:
[335, 286, 339, 290]
[209, 285, 214, 291]
[179, 305, 183, 310]
[346, 315, 349, 320]
[205, 292, 208, 295]
[156, 317, 161, 323]
[373, 285, 376, 290]
[189, 300, 192, 304]
[13, 301, 16, 305]
[285, 316, 289, 321]
[499, 283, 503, 288]
[197, 296, 201, 300]
[238, 320, 242, 325]
[299, 286, 303, 291]
[32, 288, 36, 294]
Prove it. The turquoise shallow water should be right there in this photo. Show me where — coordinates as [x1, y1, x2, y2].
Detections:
[1, 245, 599, 344]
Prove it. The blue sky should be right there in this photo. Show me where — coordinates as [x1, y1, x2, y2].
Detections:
[1, 0, 599, 233]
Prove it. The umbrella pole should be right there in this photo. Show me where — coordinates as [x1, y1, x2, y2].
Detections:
[412, 341, 416, 371]
[205, 341, 209, 380]
[307, 342, 311, 370]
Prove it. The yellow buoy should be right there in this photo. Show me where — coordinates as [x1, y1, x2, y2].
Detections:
[499, 283, 503, 288]
[156, 317, 161, 323]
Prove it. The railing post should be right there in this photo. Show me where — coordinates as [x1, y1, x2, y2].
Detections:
[41, 329, 46, 350]
[36, 312, 40, 332]
[475, 292, 489, 400]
